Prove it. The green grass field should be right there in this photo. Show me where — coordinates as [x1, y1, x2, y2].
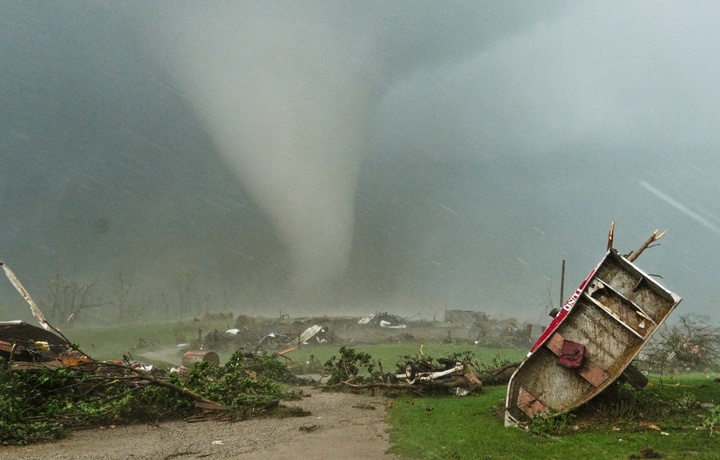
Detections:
[65, 319, 526, 371]
[66, 319, 234, 364]
[387, 377, 720, 460]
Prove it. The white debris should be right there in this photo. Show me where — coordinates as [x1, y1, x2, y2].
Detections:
[358, 314, 375, 325]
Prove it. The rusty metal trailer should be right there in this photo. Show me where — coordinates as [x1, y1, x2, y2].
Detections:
[505, 248, 681, 427]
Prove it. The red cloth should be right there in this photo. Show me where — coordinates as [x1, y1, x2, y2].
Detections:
[558, 339, 585, 369]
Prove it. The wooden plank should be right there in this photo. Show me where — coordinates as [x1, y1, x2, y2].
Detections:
[0, 340, 16, 353]
[518, 387, 548, 417]
[10, 360, 64, 371]
[545, 332, 610, 388]
[593, 277, 657, 326]
[583, 293, 646, 339]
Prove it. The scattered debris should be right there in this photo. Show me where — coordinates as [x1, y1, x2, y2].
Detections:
[396, 345, 482, 390]
[0, 320, 93, 370]
[403, 358, 467, 386]
[299, 324, 326, 343]
[444, 310, 491, 326]
[358, 312, 406, 329]
[182, 351, 220, 367]
[454, 387, 470, 397]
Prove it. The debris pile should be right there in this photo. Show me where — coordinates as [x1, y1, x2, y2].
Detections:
[358, 312, 407, 329]
[0, 262, 304, 445]
[0, 348, 297, 445]
[0, 320, 93, 370]
[324, 345, 483, 395]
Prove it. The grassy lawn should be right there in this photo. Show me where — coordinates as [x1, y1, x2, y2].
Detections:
[387, 375, 720, 459]
[66, 319, 234, 363]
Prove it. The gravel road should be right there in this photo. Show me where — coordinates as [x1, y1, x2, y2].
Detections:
[0, 387, 397, 460]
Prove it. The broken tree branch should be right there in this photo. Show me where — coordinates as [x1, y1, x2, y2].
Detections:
[628, 229, 667, 262]
[1, 261, 70, 342]
[98, 362, 228, 410]
[490, 362, 521, 376]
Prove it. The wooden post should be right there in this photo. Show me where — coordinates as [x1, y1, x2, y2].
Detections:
[607, 221, 615, 250]
[559, 260, 566, 308]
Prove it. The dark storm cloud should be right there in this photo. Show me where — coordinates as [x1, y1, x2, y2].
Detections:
[368, 1, 720, 317]
[1, 1, 718, 322]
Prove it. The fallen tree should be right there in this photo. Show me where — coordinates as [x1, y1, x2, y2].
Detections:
[0, 261, 311, 445]
[0, 350, 301, 445]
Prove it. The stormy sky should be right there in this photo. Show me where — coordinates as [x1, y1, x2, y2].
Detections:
[1, 1, 718, 324]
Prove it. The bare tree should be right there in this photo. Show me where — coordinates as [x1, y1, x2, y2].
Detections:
[48, 270, 110, 326]
[159, 290, 172, 318]
[113, 273, 134, 322]
[174, 268, 199, 317]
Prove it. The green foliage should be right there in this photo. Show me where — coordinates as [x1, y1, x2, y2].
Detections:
[478, 350, 515, 370]
[527, 412, 576, 436]
[704, 405, 720, 437]
[394, 347, 468, 371]
[585, 384, 706, 427]
[165, 352, 293, 411]
[671, 391, 700, 412]
[285, 343, 524, 375]
[225, 349, 295, 383]
[324, 346, 378, 385]
[0, 365, 71, 445]
[0, 350, 295, 445]
[591, 385, 666, 421]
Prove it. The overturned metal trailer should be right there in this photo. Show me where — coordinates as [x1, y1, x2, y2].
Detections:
[505, 248, 681, 427]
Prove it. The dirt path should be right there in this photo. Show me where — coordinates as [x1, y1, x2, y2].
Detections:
[0, 387, 397, 460]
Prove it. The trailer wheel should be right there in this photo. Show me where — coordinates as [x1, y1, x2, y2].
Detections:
[383, 372, 398, 384]
[438, 357, 456, 370]
[405, 361, 418, 384]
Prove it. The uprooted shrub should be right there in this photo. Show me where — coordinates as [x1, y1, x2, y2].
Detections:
[0, 349, 299, 445]
[324, 346, 378, 385]
[648, 314, 720, 372]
